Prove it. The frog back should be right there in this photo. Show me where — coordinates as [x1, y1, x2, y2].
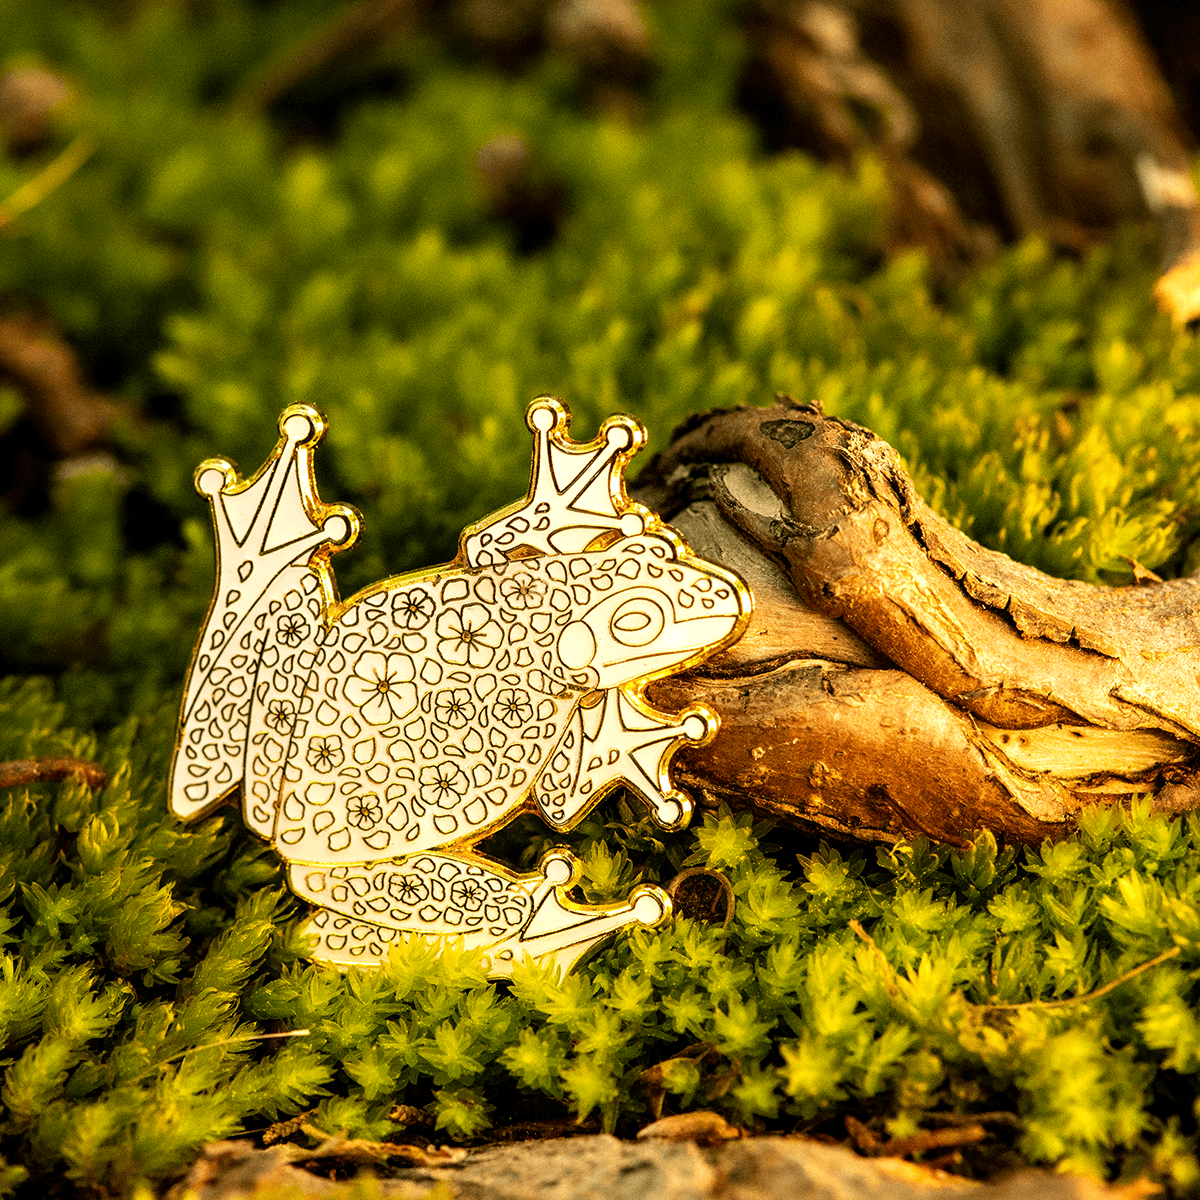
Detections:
[269, 558, 590, 865]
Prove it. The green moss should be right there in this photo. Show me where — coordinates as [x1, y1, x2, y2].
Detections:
[10, 695, 1200, 1189]
[2, 0, 1200, 1192]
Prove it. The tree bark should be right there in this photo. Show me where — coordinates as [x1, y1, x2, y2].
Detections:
[636, 401, 1200, 846]
[740, 0, 1200, 312]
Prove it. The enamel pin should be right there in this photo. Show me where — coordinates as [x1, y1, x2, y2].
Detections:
[168, 399, 752, 977]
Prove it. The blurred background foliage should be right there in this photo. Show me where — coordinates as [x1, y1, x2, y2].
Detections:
[2, 0, 1200, 721]
[3, 0, 1200, 1193]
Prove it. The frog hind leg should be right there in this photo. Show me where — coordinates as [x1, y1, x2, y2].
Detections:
[293, 848, 670, 977]
[292, 851, 536, 965]
[534, 688, 714, 833]
[303, 907, 404, 967]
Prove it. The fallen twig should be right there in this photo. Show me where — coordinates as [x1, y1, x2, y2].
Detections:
[642, 400, 1200, 846]
[985, 946, 1182, 1011]
[0, 134, 92, 232]
[879, 1123, 988, 1159]
[846, 1113, 988, 1159]
[231, 0, 419, 113]
[292, 1125, 466, 1167]
[0, 757, 108, 790]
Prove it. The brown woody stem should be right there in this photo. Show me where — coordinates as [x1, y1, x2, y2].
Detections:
[0, 757, 108, 790]
[637, 400, 1200, 846]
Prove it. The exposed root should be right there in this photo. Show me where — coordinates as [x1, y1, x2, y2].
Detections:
[639, 401, 1200, 844]
[0, 757, 108, 790]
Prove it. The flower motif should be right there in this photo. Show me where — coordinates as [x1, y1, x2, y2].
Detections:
[343, 651, 417, 725]
[387, 874, 428, 905]
[499, 573, 546, 611]
[276, 612, 307, 647]
[433, 687, 475, 729]
[392, 587, 435, 631]
[450, 878, 488, 912]
[435, 604, 503, 668]
[306, 735, 343, 772]
[494, 687, 533, 729]
[419, 762, 469, 809]
[265, 699, 297, 732]
[347, 794, 383, 829]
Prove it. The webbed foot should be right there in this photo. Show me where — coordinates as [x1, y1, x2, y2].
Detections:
[534, 688, 714, 831]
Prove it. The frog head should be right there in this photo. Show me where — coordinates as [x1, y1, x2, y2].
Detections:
[555, 533, 748, 688]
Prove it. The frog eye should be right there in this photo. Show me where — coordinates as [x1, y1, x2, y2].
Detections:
[608, 597, 665, 647]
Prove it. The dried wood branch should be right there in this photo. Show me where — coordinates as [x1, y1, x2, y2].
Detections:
[230, 0, 421, 113]
[638, 400, 1200, 845]
[0, 310, 113, 458]
[0, 757, 108, 790]
[742, 0, 1200, 305]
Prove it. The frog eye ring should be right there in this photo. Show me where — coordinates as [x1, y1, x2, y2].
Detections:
[608, 596, 665, 648]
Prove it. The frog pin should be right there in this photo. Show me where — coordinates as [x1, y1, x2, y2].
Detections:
[168, 398, 751, 977]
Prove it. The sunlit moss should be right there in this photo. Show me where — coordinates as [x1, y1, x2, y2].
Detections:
[2, 0, 1200, 1191]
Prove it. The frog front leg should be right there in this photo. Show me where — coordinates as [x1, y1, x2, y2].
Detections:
[533, 689, 715, 832]
[290, 847, 669, 979]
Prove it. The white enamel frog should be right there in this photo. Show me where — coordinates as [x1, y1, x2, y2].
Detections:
[168, 397, 750, 977]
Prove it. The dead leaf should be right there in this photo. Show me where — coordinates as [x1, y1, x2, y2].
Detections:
[288, 1127, 467, 1167]
[844, 1114, 881, 1153]
[1124, 558, 1165, 586]
[636, 1111, 741, 1146]
[1156, 251, 1200, 323]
